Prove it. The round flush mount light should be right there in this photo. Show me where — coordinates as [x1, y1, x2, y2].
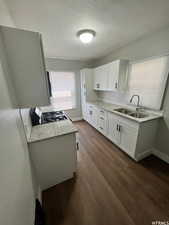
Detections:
[77, 29, 96, 44]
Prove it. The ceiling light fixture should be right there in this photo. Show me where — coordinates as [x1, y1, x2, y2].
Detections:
[77, 29, 96, 44]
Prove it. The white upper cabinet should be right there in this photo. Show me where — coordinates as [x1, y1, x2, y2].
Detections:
[93, 59, 129, 92]
[107, 60, 129, 92]
[93, 64, 108, 90]
[0, 26, 50, 108]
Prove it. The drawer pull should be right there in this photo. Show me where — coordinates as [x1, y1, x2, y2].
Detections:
[99, 127, 103, 130]
[96, 83, 100, 88]
[100, 117, 104, 120]
[100, 110, 104, 113]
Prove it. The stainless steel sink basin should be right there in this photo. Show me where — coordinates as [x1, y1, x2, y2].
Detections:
[114, 108, 148, 119]
[114, 108, 133, 114]
[129, 112, 148, 118]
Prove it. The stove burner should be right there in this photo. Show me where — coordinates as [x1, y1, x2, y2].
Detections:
[41, 111, 68, 124]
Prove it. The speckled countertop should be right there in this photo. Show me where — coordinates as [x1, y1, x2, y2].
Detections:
[87, 101, 163, 123]
[27, 119, 78, 143]
[25, 106, 78, 143]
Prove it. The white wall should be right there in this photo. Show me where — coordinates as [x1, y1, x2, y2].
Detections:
[46, 58, 89, 120]
[0, 0, 14, 27]
[0, 1, 37, 224]
[93, 26, 169, 160]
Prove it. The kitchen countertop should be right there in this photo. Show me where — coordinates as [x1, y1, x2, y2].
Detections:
[87, 101, 163, 123]
[26, 107, 78, 143]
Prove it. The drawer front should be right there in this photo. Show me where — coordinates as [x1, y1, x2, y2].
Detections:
[98, 111, 107, 135]
[99, 109, 106, 118]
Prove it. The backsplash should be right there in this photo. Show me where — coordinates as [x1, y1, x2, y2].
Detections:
[97, 91, 130, 106]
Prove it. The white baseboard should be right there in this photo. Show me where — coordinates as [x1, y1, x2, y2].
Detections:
[71, 117, 83, 122]
[153, 149, 169, 164]
[135, 149, 153, 161]
[134, 148, 169, 164]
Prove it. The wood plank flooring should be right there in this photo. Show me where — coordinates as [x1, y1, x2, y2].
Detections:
[42, 121, 169, 225]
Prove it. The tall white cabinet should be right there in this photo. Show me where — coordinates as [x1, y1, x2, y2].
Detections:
[0, 26, 50, 108]
[80, 68, 97, 120]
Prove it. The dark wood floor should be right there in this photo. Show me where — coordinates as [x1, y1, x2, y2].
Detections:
[43, 121, 169, 225]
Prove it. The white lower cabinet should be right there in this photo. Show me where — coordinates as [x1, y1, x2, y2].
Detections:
[107, 112, 158, 160]
[107, 112, 138, 157]
[85, 103, 159, 161]
[86, 103, 98, 129]
[29, 133, 77, 190]
[117, 120, 138, 157]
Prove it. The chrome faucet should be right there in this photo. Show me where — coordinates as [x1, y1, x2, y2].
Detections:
[130, 95, 141, 111]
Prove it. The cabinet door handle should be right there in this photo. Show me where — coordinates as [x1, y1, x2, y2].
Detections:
[119, 125, 121, 132]
[100, 110, 104, 113]
[76, 142, 79, 150]
[115, 82, 118, 89]
[116, 124, 121, 132]
[100, 117, 104, 120]
[116, 124, 119, 131]
[100, 127, 103, 130]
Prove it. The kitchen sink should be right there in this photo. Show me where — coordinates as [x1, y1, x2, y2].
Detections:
[115, 108, 133, 114]
[114, 108, 148, 119]
[129, 112, 148, 118]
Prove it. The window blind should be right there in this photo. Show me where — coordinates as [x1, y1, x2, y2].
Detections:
[49, 71, 76, 110]
[128, 56, 169, 110]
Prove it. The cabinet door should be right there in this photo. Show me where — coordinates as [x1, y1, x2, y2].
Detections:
[80, 70, 87, 120]
[94, 67, 100, 90]
[86, 104, 92, 123]
[86, 104, 98, 128]
[107, 60, 120, 91]
[94, 65, 108, 90]
[107, 112, 120, 145]
[118, 121, 138, 157]
[0, 26, 50, 108]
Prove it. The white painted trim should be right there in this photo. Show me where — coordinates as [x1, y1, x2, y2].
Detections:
[71, 117, 83, 122]
[153, 149, 169, 164]
[135, 149, 153, 161]
[37, 185, 42, 203]
[135, 148, 169, 164]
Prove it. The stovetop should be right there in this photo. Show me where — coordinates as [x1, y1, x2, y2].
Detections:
[41, 111, 68, 124]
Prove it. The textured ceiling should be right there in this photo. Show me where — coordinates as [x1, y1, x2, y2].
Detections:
[5, 0, 169, 61]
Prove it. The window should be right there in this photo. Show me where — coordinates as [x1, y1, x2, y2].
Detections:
[49, 71, 76, 110]
[128, 56, 169, 110]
